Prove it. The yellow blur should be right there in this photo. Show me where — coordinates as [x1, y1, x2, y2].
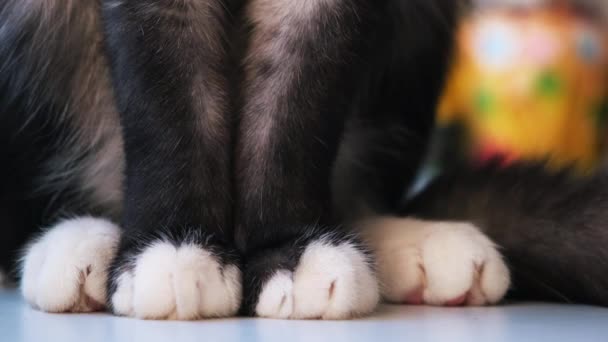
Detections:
[438, 6, 608, 172]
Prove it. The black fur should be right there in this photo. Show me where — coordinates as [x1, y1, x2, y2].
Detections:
[233, 0, 463, 312]
[101, 0, 242, 306]
[1, 0, 608, 315]
[0, 0, 123, 274]
[233, 0, 388, 312]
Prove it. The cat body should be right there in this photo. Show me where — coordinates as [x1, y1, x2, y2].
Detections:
[0, 0, 605, 319]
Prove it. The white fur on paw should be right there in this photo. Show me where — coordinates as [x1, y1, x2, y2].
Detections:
[363, 217, 510, 306]
[20, 217, 120, 312]
[111, 242, 241, 320]
[256, 240, 380, 320]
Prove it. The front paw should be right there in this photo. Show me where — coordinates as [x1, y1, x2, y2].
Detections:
[109, 240, 241, 320]
[20, 217, 120, 313]
[363, 217, 510, 306]
[245, 233, 380, 320]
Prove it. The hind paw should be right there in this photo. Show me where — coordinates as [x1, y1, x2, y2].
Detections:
[364, 217, 510, 306]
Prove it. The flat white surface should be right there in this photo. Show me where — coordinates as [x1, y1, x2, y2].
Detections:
[1, 290, 607, 342]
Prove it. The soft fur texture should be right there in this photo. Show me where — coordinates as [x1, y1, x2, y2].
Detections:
[110, 241, 242, 320]
[1, 0, 607, 322]
[403, 164, 608, 305]
[20, 217, 120, 312]
[255, 237, 379, 319]
[362, 217, 510, 306]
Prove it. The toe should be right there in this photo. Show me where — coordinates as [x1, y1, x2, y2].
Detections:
[113, 241, 241, 320]
[132, 243, 177, 319]
[110, 272, 135, 316]
[292, 241, 379, 319]
[256, 271, 294, 319]
[478, 255, 511, 304]
[421, 230, 478, 305]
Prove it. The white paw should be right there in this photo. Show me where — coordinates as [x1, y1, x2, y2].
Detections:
[111, 242, 241, 320]
[363, 217, 510, 306]
[255, 240, 380, 320]
[20, 217, 120, 312]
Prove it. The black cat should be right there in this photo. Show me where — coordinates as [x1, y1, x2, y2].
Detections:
[0, 0, 606, 321]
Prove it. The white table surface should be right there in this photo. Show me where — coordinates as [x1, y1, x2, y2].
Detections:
[2, 290, 607, 342]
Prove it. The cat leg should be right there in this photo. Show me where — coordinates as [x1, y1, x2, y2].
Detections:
[236, 0, 384, 319]
[1, 0, 125, 311]
[102, 0, 240, 320]
[332, 0, 507, 307]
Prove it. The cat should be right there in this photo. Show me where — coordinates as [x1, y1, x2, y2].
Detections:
[0, 0, 604, 321]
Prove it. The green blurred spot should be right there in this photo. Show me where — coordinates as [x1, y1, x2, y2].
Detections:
[537, 72, 562, 97]
[593, 99, 608, 128]
[474, 88, 494, 117]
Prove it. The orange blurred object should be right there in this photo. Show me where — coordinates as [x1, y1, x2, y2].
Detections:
[437, 3, 608, 172]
